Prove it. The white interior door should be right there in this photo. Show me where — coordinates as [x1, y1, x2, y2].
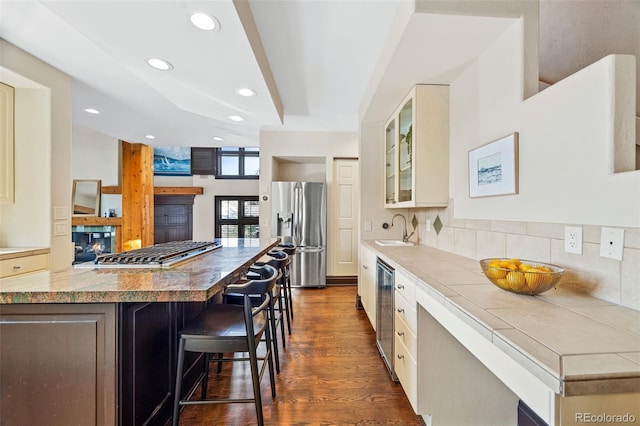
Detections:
[331, 159, 359, 276]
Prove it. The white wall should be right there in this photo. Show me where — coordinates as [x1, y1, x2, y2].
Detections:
[72, 125, 121, 216]
[259, 130, 358, 231]
[259, 130, 359, 275]
[0, 40, 72, 270]
[192, 176, 258, 241]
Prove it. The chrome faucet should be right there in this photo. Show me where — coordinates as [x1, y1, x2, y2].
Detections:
[391, 213, 414, 243]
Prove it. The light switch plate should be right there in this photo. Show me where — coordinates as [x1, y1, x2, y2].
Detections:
[364, 220, 372, 232]
[54, 221, 69, 236]
[600, 227, 624, 261]
[54, 206, 68, 220]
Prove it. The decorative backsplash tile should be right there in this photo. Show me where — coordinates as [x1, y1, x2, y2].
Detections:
[412, 201, 640, 311]
[433, 215, 443, 235]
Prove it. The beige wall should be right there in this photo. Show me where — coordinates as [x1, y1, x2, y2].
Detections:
[259, 130, 358, 275]
[450, 20, 639, 226]
[191, 176, 258, 241]
[359, 10, 639, 310]
[0, 40, 72, 271]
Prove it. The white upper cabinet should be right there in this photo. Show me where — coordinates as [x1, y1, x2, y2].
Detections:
[384, 85, 449, 208]
[0, 82, 15, 204]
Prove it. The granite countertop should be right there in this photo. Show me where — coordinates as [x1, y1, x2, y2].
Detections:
[0, 247, 50, 261]
[0, 238, 279, 304]
[362, 240, 640, 397]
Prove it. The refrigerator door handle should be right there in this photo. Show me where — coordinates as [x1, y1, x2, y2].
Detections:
[296, 246, 325, 254]
[293, 183, 302, 245]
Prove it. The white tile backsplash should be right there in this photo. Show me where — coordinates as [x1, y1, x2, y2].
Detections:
[506, 234, 552, 262]
[454, 227, 476, 259]
[413, 203, 640, 311]
[476, 230, 507, 260]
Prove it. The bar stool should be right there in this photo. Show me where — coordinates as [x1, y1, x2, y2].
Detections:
[172, 264, 278, 426]
[224, 253, 289, 373]
[276, 243, 295, 321]
[261, 250, 292, 336]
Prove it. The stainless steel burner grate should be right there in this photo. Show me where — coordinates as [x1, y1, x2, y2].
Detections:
[88, 240, 221, 268]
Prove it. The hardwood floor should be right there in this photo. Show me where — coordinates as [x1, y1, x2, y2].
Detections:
[173, 286, 424, 425]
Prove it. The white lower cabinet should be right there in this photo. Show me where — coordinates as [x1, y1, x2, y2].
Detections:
[0, 253, 49, 278]
[394, 268, 419, 413]
[359, 244, 377, 329]
[395, 313, 419, 412]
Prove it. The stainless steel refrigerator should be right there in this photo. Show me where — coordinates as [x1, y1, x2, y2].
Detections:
[271, 181, 326, 288]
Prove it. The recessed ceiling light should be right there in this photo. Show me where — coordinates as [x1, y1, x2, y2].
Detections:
[235, 88, 256, 97]
[212, 136, 223, 141]
[228, 115, 245, 122]
[84, 108, 100, 114]
[145, 135, 155, 140]
[190, 12, 219, 31]
[147, 58, 173, 71]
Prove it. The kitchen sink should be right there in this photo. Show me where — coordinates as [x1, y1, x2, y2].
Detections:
[374, 239, 414, 247]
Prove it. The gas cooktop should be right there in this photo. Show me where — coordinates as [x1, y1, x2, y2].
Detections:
[74, 240, 222, 269]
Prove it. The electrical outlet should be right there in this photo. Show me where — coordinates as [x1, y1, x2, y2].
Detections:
[600, 227, 624, 261]
[564, 226, 582, 254]
[364, 220, 372, 232]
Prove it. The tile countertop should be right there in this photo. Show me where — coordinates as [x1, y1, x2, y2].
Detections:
[0, 238, 280, 304]
[362, 240, 640, 397]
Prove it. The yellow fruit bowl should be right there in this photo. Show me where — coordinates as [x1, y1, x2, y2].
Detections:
[479, 258, 564, 295]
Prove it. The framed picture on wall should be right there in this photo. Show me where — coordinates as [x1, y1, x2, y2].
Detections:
[153, 146, 191, 176]
[468, 133, 519, 198]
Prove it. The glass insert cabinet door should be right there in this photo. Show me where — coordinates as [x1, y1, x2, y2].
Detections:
[398, 98, 413, 203]
[385, 118, 396, 204]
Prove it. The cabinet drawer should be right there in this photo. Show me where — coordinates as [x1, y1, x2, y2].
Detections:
[394, 334, 418, 413]
[0, 254, 48, 278]
[394, 290, 417, 333]
[394, 312, 417, 360]
[395, 269, 416, 303]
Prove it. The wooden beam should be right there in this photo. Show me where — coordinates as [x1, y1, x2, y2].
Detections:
[101, 186, 121, 194]
[153, 187, 204, 195]
[121, 142, 154, 251]
[101, 186, 203, 195]
[71, 217, 122, 226]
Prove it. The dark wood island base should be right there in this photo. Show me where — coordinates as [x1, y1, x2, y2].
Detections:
[0, 238, 279, 426]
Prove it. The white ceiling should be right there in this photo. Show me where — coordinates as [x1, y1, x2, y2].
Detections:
[0, 0, 637, 149]
[0, 0, 399, 147]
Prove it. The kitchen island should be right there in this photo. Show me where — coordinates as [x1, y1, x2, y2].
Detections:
[361, 240, 640, 426]
[0, 238, 279, 426]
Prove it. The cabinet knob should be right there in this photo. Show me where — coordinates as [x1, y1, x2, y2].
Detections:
[363, 265, 368, 270]
[12, 265, 22, 270]
[397, 354, 404, 360]
[397, 284, 404, 290]
[397, 308, 404, 313]
[397, 331, 404, 337]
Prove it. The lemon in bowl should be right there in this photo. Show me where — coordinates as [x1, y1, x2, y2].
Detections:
[479, 258, 564, 295]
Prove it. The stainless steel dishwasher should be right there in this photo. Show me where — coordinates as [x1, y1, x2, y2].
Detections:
[376, 257, 398, 381]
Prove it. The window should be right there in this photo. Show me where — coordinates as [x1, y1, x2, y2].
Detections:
[191, 147, 259, 178]
[215, 196, 260, 238]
